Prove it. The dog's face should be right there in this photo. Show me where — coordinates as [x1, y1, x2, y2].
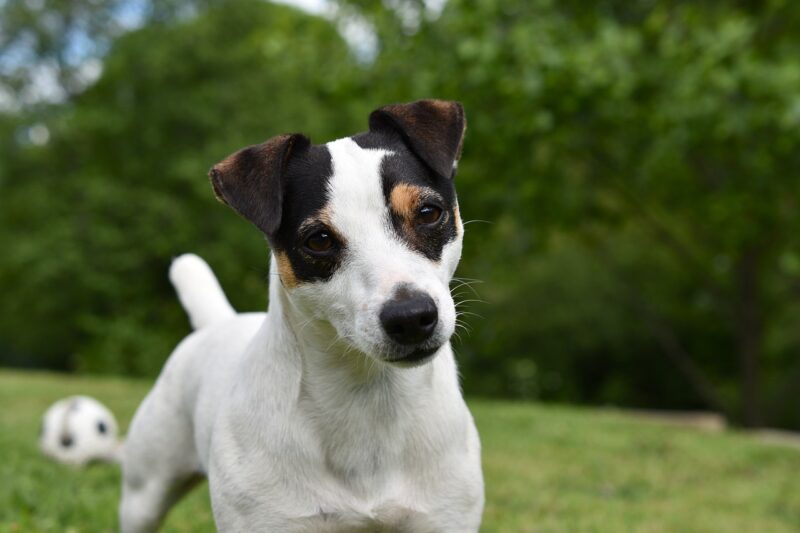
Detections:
[210, 100, 466, 366]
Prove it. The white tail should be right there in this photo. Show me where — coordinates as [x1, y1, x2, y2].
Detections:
[169, 254, 236, 330]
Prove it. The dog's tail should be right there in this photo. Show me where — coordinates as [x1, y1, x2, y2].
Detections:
[169, 254, 236, 330]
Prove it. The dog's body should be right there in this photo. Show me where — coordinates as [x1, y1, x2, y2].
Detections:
[120, 101, 484, 532]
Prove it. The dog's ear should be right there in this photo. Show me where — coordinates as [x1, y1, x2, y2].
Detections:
[209, 134, 310, 236]
[368, 99, 466, 179]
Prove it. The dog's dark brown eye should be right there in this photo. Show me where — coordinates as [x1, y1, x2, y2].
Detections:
[305, 231, 334, 253]
[417, 204, 443, 225]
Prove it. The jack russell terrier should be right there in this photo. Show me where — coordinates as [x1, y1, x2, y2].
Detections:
[120, 99, 484, 532]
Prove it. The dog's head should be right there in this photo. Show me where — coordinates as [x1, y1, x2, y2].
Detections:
[210, 100, 465, 366]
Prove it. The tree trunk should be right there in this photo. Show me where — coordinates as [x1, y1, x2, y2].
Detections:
[736, 247, 763, 427]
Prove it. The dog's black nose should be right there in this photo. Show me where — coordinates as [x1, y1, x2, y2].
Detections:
[380, 290, 438, 345]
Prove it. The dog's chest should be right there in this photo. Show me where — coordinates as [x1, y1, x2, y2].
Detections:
[288, 395, 460, 529]
[289, 504, 439, 532]
[299, 369, 443, 483]
[210, 346, 481, 531]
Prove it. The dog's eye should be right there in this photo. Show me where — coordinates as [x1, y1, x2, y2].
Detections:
[304, 230, 334, 253]
[417, 204, 443, 226]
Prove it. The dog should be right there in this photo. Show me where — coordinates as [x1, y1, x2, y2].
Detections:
[120, 99, 484, 532]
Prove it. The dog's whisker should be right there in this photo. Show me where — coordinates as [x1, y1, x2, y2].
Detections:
[453, 288, 483, 298]
[450, 293, 469, 303]
[450, 278, 484, 287]
[452, 287, 480, 299]
[454, 318, 473, 332]
[454, 300, 487, 310]
[450, 279, 483, 297]
[454, 299, 487, 306]
[454, 313, 475, 324]
[450, 280, 477, 290]
[450, 280, 483, 290]
[453, 319, 472, 339]
[453, 295, 485, 303]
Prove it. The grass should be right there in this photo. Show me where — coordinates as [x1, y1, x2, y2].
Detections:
[1, 370, 799, 532]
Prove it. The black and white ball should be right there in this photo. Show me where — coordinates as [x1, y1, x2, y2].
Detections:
[40, 395, 121, 466]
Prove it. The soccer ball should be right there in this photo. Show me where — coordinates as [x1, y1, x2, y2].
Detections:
[40, 395, 121, 466]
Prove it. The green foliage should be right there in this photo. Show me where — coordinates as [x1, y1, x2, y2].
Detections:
[1, 0, 800, 427]
[0, 0, 121, 100]
[351, 0, 800, 426]
[3, 370, 800, 532]
[0, 0, 360, 375]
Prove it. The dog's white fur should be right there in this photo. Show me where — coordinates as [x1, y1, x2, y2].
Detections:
[120, 139, 484, 532]
[168, 253, 235, 330]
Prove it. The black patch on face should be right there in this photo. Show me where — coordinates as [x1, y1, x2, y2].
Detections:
[352, 130, 458, 261]
[270, 144, 343, 284]
[97, 420, 107, 434]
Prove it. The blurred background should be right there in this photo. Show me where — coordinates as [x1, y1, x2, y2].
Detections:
[1, 0, 799, 431]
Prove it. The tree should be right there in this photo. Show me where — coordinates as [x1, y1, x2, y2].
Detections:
[348, 0, 800, 426]
[2, 0, 800, 429]
[0, 0, 361, 374]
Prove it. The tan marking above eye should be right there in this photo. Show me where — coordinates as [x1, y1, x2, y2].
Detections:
[274, 251, 299, 289]
[299, 206, 334, 234]
[390, 184, 423, 221]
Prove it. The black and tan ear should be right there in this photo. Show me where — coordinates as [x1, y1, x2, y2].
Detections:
[209, 133, 310, 236]
[368, 99, 466, 179]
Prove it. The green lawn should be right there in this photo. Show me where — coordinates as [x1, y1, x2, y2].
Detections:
[1, 370, 798, 532]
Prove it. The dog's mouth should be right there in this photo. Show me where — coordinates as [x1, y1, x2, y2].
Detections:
[384, 345, 441, 367]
